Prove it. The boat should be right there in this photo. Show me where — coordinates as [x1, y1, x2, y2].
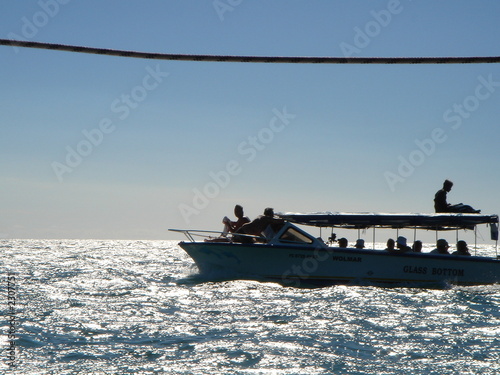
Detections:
[170, 212, 500, 287]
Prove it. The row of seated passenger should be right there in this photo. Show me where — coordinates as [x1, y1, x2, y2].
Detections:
[333, 236, 471, 256]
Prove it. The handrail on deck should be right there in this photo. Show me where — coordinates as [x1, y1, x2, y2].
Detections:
[168, 228, 264, 243]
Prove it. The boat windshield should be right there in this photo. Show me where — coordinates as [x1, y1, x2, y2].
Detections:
[279, 227, 314, 244]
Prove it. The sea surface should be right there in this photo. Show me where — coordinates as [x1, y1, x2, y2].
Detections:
[1, 239, 499, 375]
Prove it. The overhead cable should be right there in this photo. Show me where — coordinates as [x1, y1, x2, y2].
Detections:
[2, 39, 500, 64]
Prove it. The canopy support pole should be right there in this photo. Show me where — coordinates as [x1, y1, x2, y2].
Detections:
[373, 226, 376, 250]
[474, 226, 478, 256]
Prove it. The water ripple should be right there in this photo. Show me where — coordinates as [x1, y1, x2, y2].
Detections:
[1, 240, 499, 374]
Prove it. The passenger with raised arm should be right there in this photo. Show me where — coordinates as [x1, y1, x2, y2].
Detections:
[222, 204, 250, 235]
[430, 239, 450, 255]
[452, 240, 471, 256]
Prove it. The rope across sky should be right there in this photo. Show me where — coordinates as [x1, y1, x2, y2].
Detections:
[2, 39, 500, 64]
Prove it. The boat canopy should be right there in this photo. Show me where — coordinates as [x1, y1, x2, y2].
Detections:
[278, 212, 499, 231]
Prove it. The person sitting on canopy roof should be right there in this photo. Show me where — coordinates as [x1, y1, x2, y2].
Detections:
[434, 179, 480, 213]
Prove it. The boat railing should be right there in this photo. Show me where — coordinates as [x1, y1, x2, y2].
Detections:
[168, 229, 265, 243]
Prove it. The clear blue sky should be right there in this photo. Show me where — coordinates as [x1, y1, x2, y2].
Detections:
[1, 0, 500, 241]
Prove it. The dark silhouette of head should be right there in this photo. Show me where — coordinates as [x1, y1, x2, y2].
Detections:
[355, 239, 365, 249]
[386, 238, 395, 250]
[234, 205, 244, 218]
[456, 240, 468, 253]
[396, 236, 407, 249]
[412, 240, 423, 253]
[264, 207, 274, 217]
[443, 179, 453, 192]
[436, 239, 449, 252]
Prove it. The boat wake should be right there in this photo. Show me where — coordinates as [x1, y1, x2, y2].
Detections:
[176, 263, 253, 286]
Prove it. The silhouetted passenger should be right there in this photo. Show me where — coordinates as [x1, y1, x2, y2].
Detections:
[434, 179, 480, 213]
[412, 240, 423, 253]
[385, 238, 396, 252]
[396, 236, 412, 253]
[452, 240, 471, 256]
[430, 239, 450, 254]
[235, 207, 284, 243]
[434, 180, 453, 213]
[354, 239, 364, 249]
[338, 238, 348, 248]
[222, 204, 250, 235]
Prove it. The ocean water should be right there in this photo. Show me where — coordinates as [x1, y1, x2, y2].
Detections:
[1, 239, 499, 375]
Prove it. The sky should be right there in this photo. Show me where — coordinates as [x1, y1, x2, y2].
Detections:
[1, 0, 500, 242]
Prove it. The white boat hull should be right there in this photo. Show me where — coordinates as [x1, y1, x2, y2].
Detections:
[180, 242, 500, 286]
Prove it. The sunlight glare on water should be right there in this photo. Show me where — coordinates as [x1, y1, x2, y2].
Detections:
[0, 239, 499, 374]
